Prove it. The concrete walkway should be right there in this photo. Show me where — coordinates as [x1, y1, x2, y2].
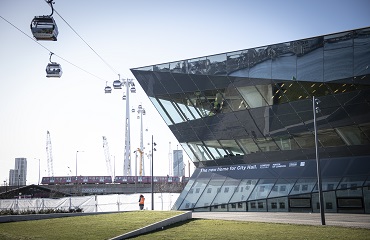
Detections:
[192, 212, 370, 229]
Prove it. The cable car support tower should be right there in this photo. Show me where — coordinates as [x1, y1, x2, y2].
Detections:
[105, 75, 136, 176]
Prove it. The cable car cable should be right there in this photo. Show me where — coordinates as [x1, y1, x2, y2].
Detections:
[0, 14, 106, 82]
[45, 1, 119, 76]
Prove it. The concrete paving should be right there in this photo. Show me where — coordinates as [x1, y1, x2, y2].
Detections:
[192, 212, 370, 229]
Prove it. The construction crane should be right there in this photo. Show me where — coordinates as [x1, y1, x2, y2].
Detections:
[46, 130, 54, 177]
[102, 136, 113, 179]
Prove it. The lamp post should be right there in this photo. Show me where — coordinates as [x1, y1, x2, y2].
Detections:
[313, 96, 325, 225]
[134, 150, 138, 188]
[151, 135, 157, 210]
[34, 158, 40, 185]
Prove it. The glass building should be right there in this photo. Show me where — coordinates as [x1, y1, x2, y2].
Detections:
[131, 27, 370, 214]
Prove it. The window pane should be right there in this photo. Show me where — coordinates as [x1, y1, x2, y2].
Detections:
[157, 98, 183, 124]
[249, 179, 276, 200]
[230, 179, 258, 202]
[212, 178, 241, 205]
[236, 138, 260, 154]
[290, 178, 316, 195]
[196, 175, 226, 208]
[219, 140, 244, 156]
[269, 179, 297, 198]
[296, 36, 324, 82]
[150, 97, 173, 125]
[206, 53, 227, 75]
[180, 178, 209, 209]
[324, 32, 353, 82]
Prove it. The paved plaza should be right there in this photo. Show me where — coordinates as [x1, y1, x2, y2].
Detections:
[192, 212, 370, 229]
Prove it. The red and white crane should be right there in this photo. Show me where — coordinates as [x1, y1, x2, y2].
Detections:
[102, 136, 113, 179]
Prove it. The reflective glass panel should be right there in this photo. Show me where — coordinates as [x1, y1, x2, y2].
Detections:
[354, 28, 370, 77]
[206, 53, 227, 75]
[296, 36, 324, 82]
[230, 179, 258, 202]
[249, 46, 272, 80]
[154, 63, 170, 72]
[157, 98, 184, 124]
[319, 178, 341, 191]
[269, 178, 296, 198]
[188, 142, 213, 161]
[293, 131, 317, 149]
[318, 129, 346, 147]
[223, 86, 249, 111]
[149, 97, 173, 125]
[226, 50, 248, 75]
[236, 138, 260, 154]
[203, 140, 226, 159]
[212, 178, 241, 205]
[254, 137, 279, 152]
[336, 125, 370, 145]
[179, 177, 210, 209]
[173, 178, 196, 210]
[196, 175, 226, 207]
[188, 57, 208, 75]
[219, 140, 244, 156]
[170, 60, 188, 74]
[324, 31, 353, 82]
[273, 135, 300, 150]
[248, 179, 276, 200]
[271, 43, 297, 81]
[182, 143, 199, 163]
[290, 178, 316, 195]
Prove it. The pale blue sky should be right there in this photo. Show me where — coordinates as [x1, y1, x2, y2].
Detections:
[1, 0, 369, 185]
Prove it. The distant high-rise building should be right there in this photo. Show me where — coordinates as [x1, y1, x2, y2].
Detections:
[9, 158, 27, 186]
[9, 169, 18, 187]
[173, 150, 184, 177]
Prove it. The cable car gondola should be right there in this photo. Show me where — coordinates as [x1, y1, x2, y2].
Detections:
[104, 81, 112, 93]
[46, 53, 62, 78]
[30, 0, 58, 41]
[130, 83, 136, 93]
[113, 80, 122, 89]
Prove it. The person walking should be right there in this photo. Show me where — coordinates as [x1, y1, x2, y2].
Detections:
[139, 194, 145, 210]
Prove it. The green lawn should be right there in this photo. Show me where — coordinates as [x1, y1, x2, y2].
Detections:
[132, 219, 370, 240]
[0, 211, 369, 240]
[0, 211, 181, 240]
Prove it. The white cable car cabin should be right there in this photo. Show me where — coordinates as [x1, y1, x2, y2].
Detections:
[105, 86, 112, 93]
[46, 62, 62, 78]
[31, 16, 58, 41]
[113, 80, 122, 89]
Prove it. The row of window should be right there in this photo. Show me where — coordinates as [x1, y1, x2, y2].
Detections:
[150, 81, 370, 127]
[177, 175, 370, 210]
[136, 28, 370, 79]
[179, 123, 370, 162]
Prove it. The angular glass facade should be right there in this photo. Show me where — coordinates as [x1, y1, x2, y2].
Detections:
[131, 27, 370, 213]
